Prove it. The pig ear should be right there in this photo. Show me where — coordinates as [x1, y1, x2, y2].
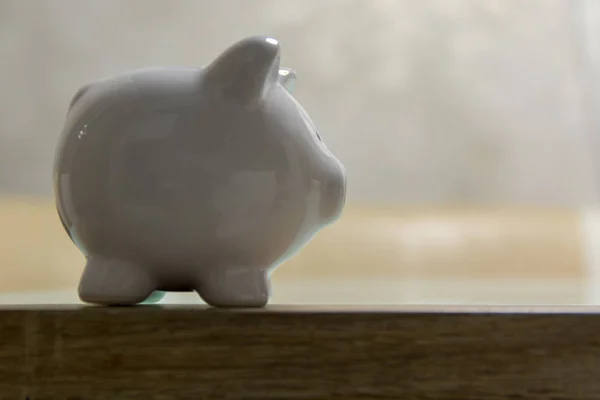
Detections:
[203, 35, 281, 103]
[278, 68, 296, 94]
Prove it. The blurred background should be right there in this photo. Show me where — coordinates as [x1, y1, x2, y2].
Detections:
[1, 0, 600, 305]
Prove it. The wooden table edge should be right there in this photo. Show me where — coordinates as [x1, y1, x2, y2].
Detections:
[3, 304, 600, 399]
[1, 304, 600, 314]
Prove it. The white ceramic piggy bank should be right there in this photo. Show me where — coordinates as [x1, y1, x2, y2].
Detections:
[53, 35, 346, 307]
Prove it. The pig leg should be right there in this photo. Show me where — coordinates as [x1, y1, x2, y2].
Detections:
[78, 255, 157, 306]
[195, 266, 270, 308]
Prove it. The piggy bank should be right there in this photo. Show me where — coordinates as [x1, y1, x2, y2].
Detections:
[53, 35, 346, 307]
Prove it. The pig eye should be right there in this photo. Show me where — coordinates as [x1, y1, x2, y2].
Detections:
[315, 131, 322, 141]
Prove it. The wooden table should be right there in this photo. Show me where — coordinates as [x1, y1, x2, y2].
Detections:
[2, 305, 600, 399]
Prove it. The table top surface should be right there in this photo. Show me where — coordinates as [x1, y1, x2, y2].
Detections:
[0, 276, 588, 306]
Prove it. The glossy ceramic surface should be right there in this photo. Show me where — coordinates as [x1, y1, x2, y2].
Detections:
[53, 35, 347, 307]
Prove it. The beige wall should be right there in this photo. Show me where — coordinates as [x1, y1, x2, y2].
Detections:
[1, 0, 599, 205]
